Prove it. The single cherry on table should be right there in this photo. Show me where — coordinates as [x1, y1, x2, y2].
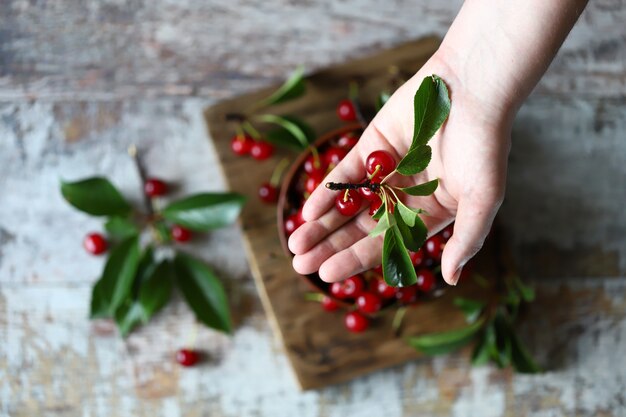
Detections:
[175, 348, 199, 367]
[144, 178, 167, 197]
[84, 233, 107, 255]
[336, 99, 357, 122]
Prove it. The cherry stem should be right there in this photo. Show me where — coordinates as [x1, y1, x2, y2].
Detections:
[241, 121, 262, 140]
[309, 146, 321, 169]
[304, 292, 324, 302]
[270, 158, 290, 187]
[392, 305, 408, 336]
[128, 144, 155, 217]
[368, 164, 381, 180]
[225, 112, 247, 122]
[325, 178, 381, 192]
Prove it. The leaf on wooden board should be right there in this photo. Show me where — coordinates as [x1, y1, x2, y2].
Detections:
[258, 66, 306, 106]
[453, 297, 486, 324]
[408, 316, 486, 355]
[256, 114, 311, 149]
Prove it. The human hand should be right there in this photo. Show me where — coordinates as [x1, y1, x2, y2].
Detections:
[288, 54, 513, 286]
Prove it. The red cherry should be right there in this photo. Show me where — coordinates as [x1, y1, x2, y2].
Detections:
[375, 279, 397, 299]
[331, 275, 365, 299]
[425, 235, 445, 261]
[442, 224, 454, 241]
[284, 210, 304, 236]
[356, 293, 382, 314]
[144, 178, 167, 197]
[324, 147, 348, 167]
[175, 349, 199, 367]
[230, 134, 253, 156]
[369, 196, 383, 216]
[84, 233, 107, 255]
[250, 141, 274, 160]
[365, 150, 396, 180]
[373, 265, 383, 275]
[337, 99, 357, 122]
[321, 295, 339, 312]
[395, 285, 418, 304]
[409, 249, 425, 266]
[330, 282, 346, 299]
[303, 154, 327, 176]
[344, 311, 369, 333]
[171, 225, 192, 243]
[258, 182, 278, 203]
[337, 133, 359, 150]
[335, 190, 362, 216]
[305, 173, 323, 194]
[416, 269, 435, 292]
[358, 177, 381, 202]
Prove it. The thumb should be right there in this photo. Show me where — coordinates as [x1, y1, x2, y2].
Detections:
[440, 193, 501, 285]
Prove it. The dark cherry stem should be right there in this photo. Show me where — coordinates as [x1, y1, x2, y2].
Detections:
[326, 179, 381, 192]
[128, 145, 155, 217]
[224, 112, 247, 122]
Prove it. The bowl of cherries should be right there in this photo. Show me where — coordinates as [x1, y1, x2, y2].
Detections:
[277, 124, 456, 333]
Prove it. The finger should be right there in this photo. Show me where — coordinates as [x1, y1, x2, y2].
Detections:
[301, 122, 405, 222]
[318, 233, 384, 282]
[440, 193, 501, 285]
[292, 211, 376, 275]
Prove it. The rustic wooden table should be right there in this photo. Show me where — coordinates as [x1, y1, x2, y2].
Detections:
[1, 1, 625, 416]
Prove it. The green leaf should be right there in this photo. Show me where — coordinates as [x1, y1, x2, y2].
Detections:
[408, 316, 486, 355]
[382, 225, 417, 287]
[513, 275, 536, 302]
[393, 208, 427, 252]
[258, 66, 306, 106]
[97, 236, 141, 314]
[396, 200, 426, 227]
[396, 145, 432, 176]
[173, 253, 232, 333]
[105, 216, 139, 240]
[471, 329, 492, 366]
[400, 178, 439, 196]
[493, 313, 512, 368]
[256, 114, 311, 149]
[369, 207, 395, 237]
[90, 278, 110, 319]
[114, 301, 144, 337]
[371, 200, 386, 220]
[410, 75, 451, 150]
[61, 177, 132, 217]
[509, 327, 542, 373]
[162, 193, 246, 232]
[263, 116, 316, 150]
[453, 297, 485, 324]
[138, 260, 174, 322]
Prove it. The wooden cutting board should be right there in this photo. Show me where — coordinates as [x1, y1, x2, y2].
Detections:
[204, 37, 501, 390]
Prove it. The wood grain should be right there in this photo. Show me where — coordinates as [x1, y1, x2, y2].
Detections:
[205, 37, 501, 390]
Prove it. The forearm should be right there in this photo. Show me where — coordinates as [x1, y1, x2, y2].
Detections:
[436, 0, 588, 119]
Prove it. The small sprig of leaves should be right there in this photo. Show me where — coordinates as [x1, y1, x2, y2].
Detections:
[408, 273, 541, 373]
[61, 153, 246, 337]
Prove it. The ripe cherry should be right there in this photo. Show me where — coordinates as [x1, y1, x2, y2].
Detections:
[250, 141, 274, 160]
[395, 285, 418, 304]
[144, 178, 167, 197]
[442, 224, 454, 241]
[373, 265, 383, 275]
[356, 293, 382, 314]
[305, 173, 323, 194]
[409, 249, 425, 267]
[324, 147, 348, 166]
[303, 154, 327, 177]
[337, 133, 359, 150]
[365, 150, 396, 180]
[416, 268, 435, 292]
[335, 190, 362, 216]
[230, 134, 254, 156]
[171, 225, 192, 243]
[336, 99, 357, 122]
[358, 177, 381, 202]
[176, 349, 199, 367]
[369, 196, 383, 216]
[84, 233, 107, 255]
[345, 311, 369, 333]
[375, 279, 397, 299]
[284, 210, 304, 236]
[425, 235, 445, 261]
[258, 182, 278, 203]
[331, 275, 365, 299]
[321, 295, 339, 312]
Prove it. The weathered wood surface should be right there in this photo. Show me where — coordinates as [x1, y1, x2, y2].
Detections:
[1, 0, 625, 416]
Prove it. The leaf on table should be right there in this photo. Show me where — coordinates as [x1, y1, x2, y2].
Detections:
[114, 300, 144, 337]
[509, 326, 542, 373]
[105, 216, 139, 240]
[408, 316, 486, 355]
[61, 177, 132, 217]
[400, 178, 439, 196]
[382, 225, 417, 287]
[264, 116, 316, 150]
[493, 313, 513, 368]
[90, 278, 110, 319]
[396, 145, 432, 176]
[258, 66, 306, 106]
[393, 208, 426, 252]
[95, 236, 141, 315]
[162, 193, 246, 232]
[410, 74, 451, 150]
[471, 328, 491, 366]
[256, 114, 312, 149]
[173, 253, 232, 334]
[453, 297, 486, 324]
[138, 260, 174, 322]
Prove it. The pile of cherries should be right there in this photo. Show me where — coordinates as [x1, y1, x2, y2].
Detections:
[281, 128, 455, 333]
[82, 178, 192, 256]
